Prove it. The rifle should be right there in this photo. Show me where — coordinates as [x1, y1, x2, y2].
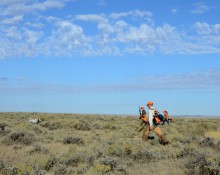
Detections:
[137, 122, 147, 132]
[139, 106, 141, 115]
[137, 106, 148, 132]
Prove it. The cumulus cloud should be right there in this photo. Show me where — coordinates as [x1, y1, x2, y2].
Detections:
[0, 1, 220, 59]
[0, 0, 65, 16]
[194, 22, 220, 35]
[75, 14, 108, 23]
[2, 15, 23, 25]
[191, 3, 209, 14]
[110, 9, 153, 24]
[171, 8, 178, 14]
[40, 20, 93, 57]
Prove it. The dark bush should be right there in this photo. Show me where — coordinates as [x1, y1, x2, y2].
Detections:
[0, 160, 5, 171]
[177, 147, 197, 158]
[98, 156, 119, 170]
[34, 169, 47, 175]
[64, 154, 82, 167]
[131, 148, 160, 163]
[0, 129, 11, 137]
[32, 126, 43, 134]
[185, 153, 220, 175]
[63, 136, 84, 145]
[103, 123, 119, 130]
[40, 122, 61, 130]
[200, 137, 215, 148]
[6, 166, 19, 175]
[216, 140, 220, 152]
[0, 123, 8, 130]
[53, 165, 67, 175]
[4, 131, 36, 145]
[28, 144, 49, 154]
[74, 122, 91, 131]
[44, 156, 57, 172]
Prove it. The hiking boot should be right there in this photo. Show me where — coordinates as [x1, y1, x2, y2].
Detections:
[142, 134, 148, 142]
[163, 141, 169, 145]
[148, 136, 155, 140]
[160, 134, 169, 145]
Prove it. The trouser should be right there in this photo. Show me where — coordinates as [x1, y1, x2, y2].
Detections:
[142, 125, 168, 144]
[162, 119, 170, 125]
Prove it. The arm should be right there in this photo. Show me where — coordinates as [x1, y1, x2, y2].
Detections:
[148, 108, 154, 127]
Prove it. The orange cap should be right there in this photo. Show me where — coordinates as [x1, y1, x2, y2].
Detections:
[147, 101, 153, 106]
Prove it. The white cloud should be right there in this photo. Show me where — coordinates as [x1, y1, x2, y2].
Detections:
[171, 8, 178, 14]
[137, 69, 220, 89]
[3, 26, 22, 40]
[0, 4, 220, 59]
[75, 14, 108, 23]
[191, 3, 209, 14]
[1, 69, 220, 94]
[110, 10, 153, 24]
[2, 15, 23, 25]
[0, 0, 66, 17]
[24, 22, 44, 29]
[31, 0, 64, 11]
[194, 22, 220, 35]
[40, 20, 92, 57]
[23, 28, 43, 45]
[98, 0, 106, 6]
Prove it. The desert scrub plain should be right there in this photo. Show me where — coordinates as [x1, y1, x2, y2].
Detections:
[0, 112, 219, 175]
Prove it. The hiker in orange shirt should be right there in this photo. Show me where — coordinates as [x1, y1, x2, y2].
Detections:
[162, 110, 170, 125]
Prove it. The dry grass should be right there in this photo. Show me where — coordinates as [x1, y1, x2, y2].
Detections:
[205, 131, 220, 143]
[0, 112, 219, 175]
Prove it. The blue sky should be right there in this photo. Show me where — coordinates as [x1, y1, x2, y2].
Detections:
[0, 0, 220, 116]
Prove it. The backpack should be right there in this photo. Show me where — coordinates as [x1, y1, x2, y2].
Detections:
[158, 114, 164, 121]
[153, 110, 164, 124]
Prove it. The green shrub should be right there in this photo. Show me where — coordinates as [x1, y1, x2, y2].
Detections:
[0, 129, 11, 137]
[40, 122, 61, 130]
[43, 156, 57, 171]
[200, 137, 215, 148]
[31, 126, 43, 134]
[63, 136, 84, 145]
[74, 122, 91, 131]
[185, 153, 220, 175]
[96, 156, 119, 170]
[104, 123, 118, 130]
[216, 140, 220, 151]
[95, 164, 111, 173]
[12, 144, 22, 150]
[52, 164, 67, 175]
[27, 144, 49, 154]
[4, 131, 36, 145]
[0, 160, 5, 171]
[177, 146, 197, 158]
[63, 153, 82, 167]
[0, 123, 8, 131]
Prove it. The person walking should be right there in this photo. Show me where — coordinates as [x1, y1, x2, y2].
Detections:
[162, 110, 170, 125]
[138, 106, 154, 140]
[142, 101, 169, 145]
[138, 106, 148, 132]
